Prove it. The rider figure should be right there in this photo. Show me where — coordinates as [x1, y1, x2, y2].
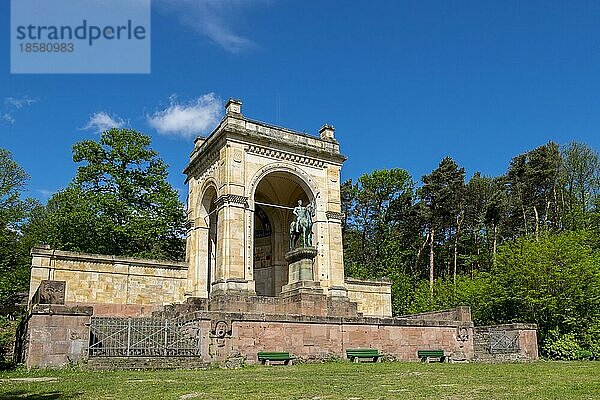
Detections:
[291, 200, 315, 249]
[293, 200, 306, 234]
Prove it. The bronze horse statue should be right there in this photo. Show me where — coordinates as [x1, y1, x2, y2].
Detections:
[289, 201, 315, 250]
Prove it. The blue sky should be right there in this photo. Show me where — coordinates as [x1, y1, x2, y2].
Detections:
[2, 0, 600, 202]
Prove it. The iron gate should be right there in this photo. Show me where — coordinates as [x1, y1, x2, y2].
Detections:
[88, 316, 201, 357]
[488, 331, 519, 354]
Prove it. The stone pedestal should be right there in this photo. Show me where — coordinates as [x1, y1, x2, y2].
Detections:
[210, 278, 256, 297]
[281, 247, 323, 296]
[328, 285, 349, 299]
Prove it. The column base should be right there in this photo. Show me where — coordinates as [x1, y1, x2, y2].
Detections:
[210, 279, 256, 296]
[281, 280, 324, 296]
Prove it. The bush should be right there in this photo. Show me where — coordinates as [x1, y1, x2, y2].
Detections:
[542, 328, 598, 360]
[405, 273, 499, 325]
[0, 316, 18, 369]
[494, 231, 600, 358]
[580, 321, 600, 360]
[543, 329, 583, 360]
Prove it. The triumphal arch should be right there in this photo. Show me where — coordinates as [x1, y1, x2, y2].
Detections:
[184, 99, 348, 301]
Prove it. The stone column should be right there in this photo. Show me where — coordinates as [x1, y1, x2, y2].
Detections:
[187, 222, 210, 298]
[325, 212, 347, 298]
[211, 194, 255, 295]
[323, 162, 347, 298]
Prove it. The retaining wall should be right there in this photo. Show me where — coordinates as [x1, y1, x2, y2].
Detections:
[19, 304, 92, 368]
[345, 278, 392, 317]
[473, 323, 539, 362]
[20, 306, 478, 368]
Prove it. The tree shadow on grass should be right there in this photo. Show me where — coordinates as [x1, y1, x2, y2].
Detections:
[0, 391, 82, 400]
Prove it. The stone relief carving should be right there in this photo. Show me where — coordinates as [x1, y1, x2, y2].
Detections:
[214, 194, 249, 208]
[457, 326, 469, 343]
[325, 211, 345, 221]
[247, 145, 325, 168]
[196, 163, 218, 186]
[233, 149, 243, 163]
[210, 320, 232, 347]
[188, 149, 220, 181]
[36, 280, 66, 305]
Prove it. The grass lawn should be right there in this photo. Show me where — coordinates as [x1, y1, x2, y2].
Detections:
[1, 361, 599, 399]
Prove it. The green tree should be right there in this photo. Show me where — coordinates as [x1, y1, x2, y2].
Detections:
[561, 142, 600, 229]
[343, 169, 414, 278]
[419, 157, 465, 291]
[503, 142, 562, 239]
[408, 272, 499, 325]
[462, 173, 505, 271]
[493, 230, 600, 358]
[29, 129, 186, 260]
[0, 149, 34, 309]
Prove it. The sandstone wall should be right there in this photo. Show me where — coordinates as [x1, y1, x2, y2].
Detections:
[21, 304, 92, 368]
[21, 307, 474, 368]
[473, 323, 539, 362]
[30, 248, 188, 314]
[22, 306, 536, 368]
[227, 316, 473, 363]
[399, 306, 472, 322]
[345, 278, 392, 317]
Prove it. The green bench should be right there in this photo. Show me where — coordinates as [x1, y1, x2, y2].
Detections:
[417, 349, 447, 363]
[257, 352, 296, 365]
[346, 348, 383, 363]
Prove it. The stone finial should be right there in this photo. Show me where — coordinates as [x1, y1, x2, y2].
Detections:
[319, 124, 335, 141]
[225, 98, 242, 115]
[192, 136, 207, 158]
[194, 136, 206, 149]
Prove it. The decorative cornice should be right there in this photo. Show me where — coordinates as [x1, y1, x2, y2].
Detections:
[30, 248, 187, 270]
[326, 211, 345, 221]
[184, 144, 221, 182]
[196, 162, 218, 187]
[214, 194, 248, 208]
[247, 144, 325, 168]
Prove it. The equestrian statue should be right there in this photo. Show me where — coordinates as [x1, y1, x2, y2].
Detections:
[289, 200, 315, 250]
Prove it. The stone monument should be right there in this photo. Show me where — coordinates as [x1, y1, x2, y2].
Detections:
[282, 200, 322, 295]
[27, 99, 392, 317]
[19, 98, 540, 369]
[183, 99, 351, 300]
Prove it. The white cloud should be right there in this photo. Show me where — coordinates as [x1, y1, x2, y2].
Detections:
[84, 111, 126, 133]
[1, 113, 15, 124]
[5, 96, 37, 109]
[155, 0, 265, 53]
[36, 189, 55, 199]
[1, 96, 38, 124]
[147, 93, 222, 137]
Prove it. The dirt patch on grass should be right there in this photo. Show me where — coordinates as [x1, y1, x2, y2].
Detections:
[4, 377, 59, 382]
[179, 393, 204, 399]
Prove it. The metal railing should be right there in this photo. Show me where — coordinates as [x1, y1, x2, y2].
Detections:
[488, 331, 520, 354]
[88, 316, 201, 357]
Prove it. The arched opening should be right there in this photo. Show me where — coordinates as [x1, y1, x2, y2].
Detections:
[199, 186, 218, 296]
[253, 171, 313, 296]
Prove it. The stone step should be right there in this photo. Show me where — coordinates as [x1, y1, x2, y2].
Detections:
[86, 356, 210, 370]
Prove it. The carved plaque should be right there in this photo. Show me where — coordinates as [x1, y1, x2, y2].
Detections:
[38, 280, 66, 305]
